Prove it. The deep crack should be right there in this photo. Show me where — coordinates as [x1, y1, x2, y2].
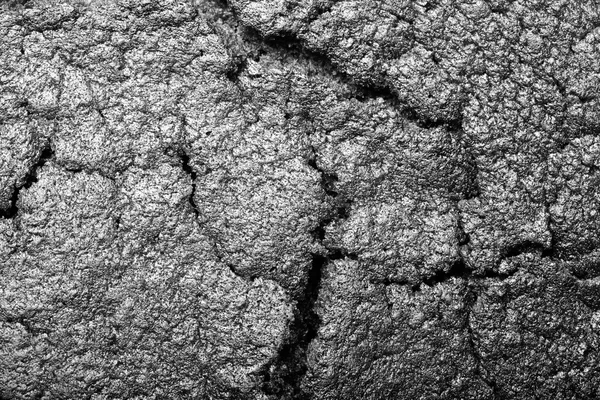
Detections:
[237, 25, 465, 133]
[0, 143, 54, 219]
[178, 151, 200, 220]
[261, 252, 326, 399]
[498, 240, 554, 264]
[260, 149, 351, 399]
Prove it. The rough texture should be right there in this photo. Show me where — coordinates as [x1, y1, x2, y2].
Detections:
[2, 0, 600, 399]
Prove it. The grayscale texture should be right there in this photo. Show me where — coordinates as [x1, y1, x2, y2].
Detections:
[1, 0, 600, 399]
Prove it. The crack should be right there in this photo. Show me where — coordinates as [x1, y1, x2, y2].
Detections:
[567, 250, 600, 280]
[370, 258, 506, 395]
[550, 74, 597, 104]
[456, 131, 481, 201]
[2, 0, 31, 9]
[170, 146, 256, 282]
[196, 0, 253, 95]
[198, 0, 230, 12]
[225, 56, 247, 84]
[213, 242, 255, 281]
[235, 19, 464, 132]
[464, 287, 500, 399]
[24, 6, 81, 34]
[260, 147, 352, 399]
[167, 142, 262, 282]
[370, 257, 520, 292]
[260, 253, 326, 399]
[177, 151, 200, 220]
[367, 216, 565, 399]
[4, 314, 51, 336]
[306, 149, 353, 237]
[254, 85, 465, 395]
[351, 82, 464, 131]
[498, 240, 554, 263]
[369, 260, 509, 397]
[225, 57, 250, 102]
[421, 258, 471, 288]
[0, 143, 54, 219]
[369, 205, 548, 292]
[205, 229, 254, 281]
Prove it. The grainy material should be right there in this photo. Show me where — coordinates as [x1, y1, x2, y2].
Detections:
[1, 0, 600, 399]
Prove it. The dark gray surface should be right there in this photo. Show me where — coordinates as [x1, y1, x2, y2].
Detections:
[1, 0, 600, 399]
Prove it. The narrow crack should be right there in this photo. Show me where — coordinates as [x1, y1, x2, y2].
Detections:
[369, 257, 520, 292]
[550, 74, 597, 104]
[173, 147, 254, 282]
[464, 287, 500, 400]
[369, 251, 506, 395]
[367, 212, 557, 397]
[370, 199, 551, 292]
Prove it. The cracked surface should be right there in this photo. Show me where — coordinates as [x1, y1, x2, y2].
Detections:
[2, 0, 600, 399]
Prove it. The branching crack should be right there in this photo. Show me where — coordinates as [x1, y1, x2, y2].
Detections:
[172, 147, 254, 282]
[550, 74, 597, 104]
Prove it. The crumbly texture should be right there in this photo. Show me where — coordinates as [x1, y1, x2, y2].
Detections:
[2, 0, 600, 399]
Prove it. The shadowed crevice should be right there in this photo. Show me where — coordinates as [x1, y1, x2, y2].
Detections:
[225, 57, 248, 85]
[1, 0, 32, 10]
[178, 152, 200, 220]
[236, 24, 465, 132]
[260, 253, 325, 399]
[0, 144, 54, 219]
[499, 240, 555, 263]
[4, 314, 51, 337]
[260, 151, 352, 399]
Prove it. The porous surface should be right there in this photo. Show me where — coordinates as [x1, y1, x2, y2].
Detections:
[2, 0, 600, 399]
